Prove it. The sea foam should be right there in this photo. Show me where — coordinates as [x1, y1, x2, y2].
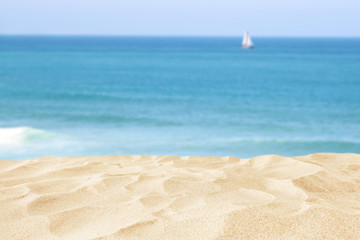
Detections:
[0, 127, 56, 145]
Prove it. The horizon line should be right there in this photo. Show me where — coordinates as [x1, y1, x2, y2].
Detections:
[1, 34, 360, 38]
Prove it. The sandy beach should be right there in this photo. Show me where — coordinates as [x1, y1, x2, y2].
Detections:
[0, 153, 360, 239]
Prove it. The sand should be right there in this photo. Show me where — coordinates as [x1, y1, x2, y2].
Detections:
[0, 153, 360, 240]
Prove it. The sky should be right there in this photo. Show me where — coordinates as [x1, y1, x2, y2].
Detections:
[0, 0, 359, 37]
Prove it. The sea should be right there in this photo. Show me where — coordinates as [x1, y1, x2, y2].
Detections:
[0, 36, 359, 160]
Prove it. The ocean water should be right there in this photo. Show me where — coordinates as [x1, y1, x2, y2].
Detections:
[0, 36, 359, 160]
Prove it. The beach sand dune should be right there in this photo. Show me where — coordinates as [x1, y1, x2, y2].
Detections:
[1, 153, 360, 239]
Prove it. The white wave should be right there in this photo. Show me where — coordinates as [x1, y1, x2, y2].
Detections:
[0, 127, 57, 145]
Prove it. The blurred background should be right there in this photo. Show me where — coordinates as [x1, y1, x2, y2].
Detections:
[1, 36, 359, 160]
[0, 1, 359, 160]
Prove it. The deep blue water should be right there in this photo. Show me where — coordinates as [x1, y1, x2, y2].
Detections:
[0, 36, 359, 160]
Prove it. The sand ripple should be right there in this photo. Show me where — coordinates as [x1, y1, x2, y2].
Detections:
[1, 154, 360, 239]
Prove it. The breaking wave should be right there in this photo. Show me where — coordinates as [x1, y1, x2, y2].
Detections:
[0, 127, 57, 145]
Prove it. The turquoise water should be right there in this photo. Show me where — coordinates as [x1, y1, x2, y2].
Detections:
[0, 36, 359, 160]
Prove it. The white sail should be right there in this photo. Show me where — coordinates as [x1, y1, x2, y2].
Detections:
[242, 31, 254, 49]
[242, 31, 249, 46]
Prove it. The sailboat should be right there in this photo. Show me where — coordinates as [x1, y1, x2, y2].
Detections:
[242, 31, 254, 49]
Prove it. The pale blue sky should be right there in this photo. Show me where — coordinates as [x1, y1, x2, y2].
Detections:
[1, 0, 359, 36]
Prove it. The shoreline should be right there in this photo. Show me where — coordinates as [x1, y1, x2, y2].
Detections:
[1, 153, 360, 239]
